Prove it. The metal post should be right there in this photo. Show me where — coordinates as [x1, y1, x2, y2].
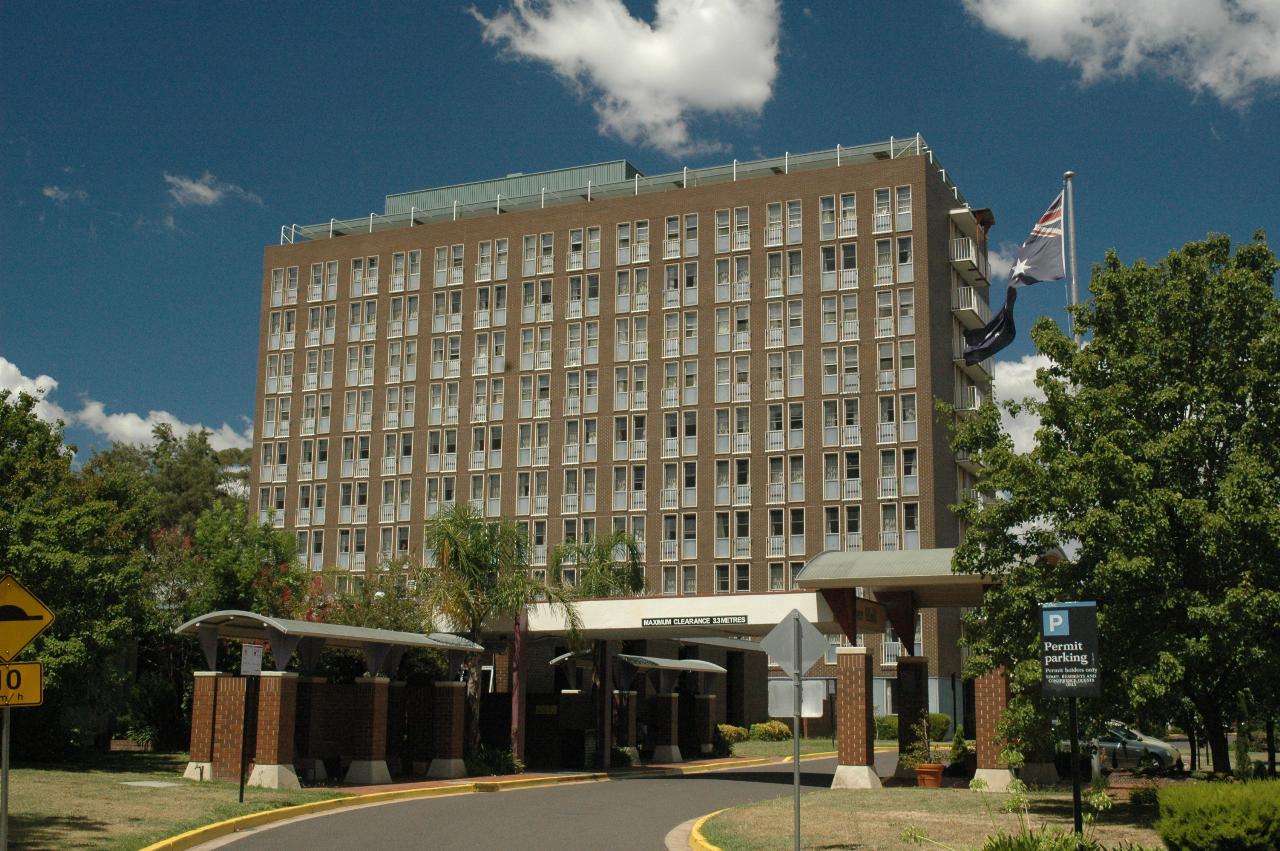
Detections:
[496, 194, 501, 215]
[1064, 171, 1081, 348]
[587, 180, 591, 202]
[732, 159, 737, 181]
[836, 144, 841, 166]
[2, 706, 9, 851]
[784, 152, 789, 174]
[792, 617, 801, 851]
[1069, 697, 1083, 836]
[238, 676, 258, 804]
[410, 205, 416, 227]
[452, 200, 458, 221]
[682, 167, 687, 188]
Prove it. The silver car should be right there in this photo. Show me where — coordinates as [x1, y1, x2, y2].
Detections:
[1096, 723, 1183, 773]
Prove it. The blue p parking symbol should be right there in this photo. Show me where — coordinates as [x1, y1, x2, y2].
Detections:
[1043, 609, 1069, 636]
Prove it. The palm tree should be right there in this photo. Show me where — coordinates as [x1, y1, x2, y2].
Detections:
[418, 503, 579, 758]
[548, 527, 646, 599]
[548, 528, 644, 768]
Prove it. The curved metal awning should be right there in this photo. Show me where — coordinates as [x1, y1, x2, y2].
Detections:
[615, 654, 727, 675]
[793, 548, 990, 607]
[175, 609, 483, 674]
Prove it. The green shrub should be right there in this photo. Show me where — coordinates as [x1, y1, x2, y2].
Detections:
[927, 712, 952, 741]
[609, 745, 633, 767]
[464, 745, 525, 777]
[717, 723, 748, 744]
[1128, 782, 1159, 809]
[1156, 779, 1280, 851]
[749, 720, 792, 741]
[875, 714, 898, 741]
[949, 730, 972, 766]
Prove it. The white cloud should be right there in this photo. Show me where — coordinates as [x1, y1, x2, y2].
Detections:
[987, 243, 1017, 284]
[472, 0, 781, 156]
[964, 0, 1280, 106]
[163, 171, 262, 208]
[991, 352, 1051, 453]
[42, 185, 88, 205]
[0, 356, 252, 451]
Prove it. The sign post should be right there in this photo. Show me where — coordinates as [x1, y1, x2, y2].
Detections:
[761, 610, 828, 851]
[238, 643, 264, 803]
[0, 575, 55, 851]
[1040, 601, 1100, 837]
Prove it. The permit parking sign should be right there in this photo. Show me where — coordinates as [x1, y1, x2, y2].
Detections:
[1040, 601, 1100, 698]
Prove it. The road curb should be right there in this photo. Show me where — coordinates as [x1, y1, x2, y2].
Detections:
[688, 808, 727, 851]
[137, 782, 475, 851]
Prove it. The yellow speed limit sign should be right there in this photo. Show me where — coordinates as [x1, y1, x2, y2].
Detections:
[0, 662, 42, 707]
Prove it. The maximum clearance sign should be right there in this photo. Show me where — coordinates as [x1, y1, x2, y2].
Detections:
[641, 615, 747, 627]
[1040, 601, 1100, 698]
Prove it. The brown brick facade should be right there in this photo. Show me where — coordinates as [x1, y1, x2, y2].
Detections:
[211, 676, 254, 781]
[975, 667, 1009, 769]
[188, 672, 224, 764]
[351, 676, 389, 761]
[835, 647, 874, 766]
[405, 684, 436, 769]
[694, 694, 716, 752]
[612, 690, 637, 748]
[253, 672, 297, 766]
[432, 681, 466, 761]
[896, 656, 929, 757]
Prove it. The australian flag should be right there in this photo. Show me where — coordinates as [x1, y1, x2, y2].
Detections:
[963, 192, 1066, 365]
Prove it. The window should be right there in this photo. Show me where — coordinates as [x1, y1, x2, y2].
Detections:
[734, 563, 750, 592]
[897, 236, 914, 283]
[682, 564, 697, 595]
[903, 503, 920, 549]
[715, 564, 730, 593]
[874, 188, 891, 233]
[769, 562, 786, 591]
[819, 195, 836, 240]
[895, 185, 912, 231]
[897, 289, 914, 335]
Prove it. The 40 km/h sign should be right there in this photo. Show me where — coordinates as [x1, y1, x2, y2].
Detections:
[0, 664, 41, 708]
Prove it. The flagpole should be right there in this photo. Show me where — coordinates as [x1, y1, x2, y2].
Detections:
[1063, 171, 1081, 348]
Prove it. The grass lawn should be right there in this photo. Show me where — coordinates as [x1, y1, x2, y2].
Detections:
[730, 738, 840, 759]
[701, 787, 1162, 850]
[9, 752, 348, 850]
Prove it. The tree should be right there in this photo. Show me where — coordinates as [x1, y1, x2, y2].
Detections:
[0, 391, 148, 753]
[949, 233, 1280, 774]
[549, 527, 646, 599]
[418, 503, 580, 756]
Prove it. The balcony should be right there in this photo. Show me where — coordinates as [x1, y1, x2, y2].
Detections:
[839, 268, 858, 290]
[766, 535, 785, 557]
[873, 211, 891, 233]
[663, 238, 681, 259]
[875, 264, 893, 286]
[733, 537, 751, 558]
[630, 491, 647, 510]
[951, 286, 991, 330]
[733, 231, 750, 251]
[842, 319, 859, 341]
[843, 478, 862, 500]
[764, 222, 783, 246]
[838, 216, 858, 238]
[766, 276, 783, 299]
[733, 433, 751, 453]
[879, 476, 898, 498]
[844, 532, 863, 552]
[661, 540, 678, 561]
[767, 481, 784, 503]
[949, 237, 990, 285]
[953, 339, 993, 381]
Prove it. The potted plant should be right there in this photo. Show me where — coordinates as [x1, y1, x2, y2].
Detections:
[901, 710, 945, 788]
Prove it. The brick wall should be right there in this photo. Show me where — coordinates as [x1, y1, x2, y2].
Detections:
[211, 676, 255, 781]
[405, 684, 436, 767]
[294, 677, 328, 765]
[694, 694, 716, 750]
[433, 681, 465, 760]
[351, 676, 389, 761]
[612, 690, 637, 748]
[896, 657, 928, 757]
[835, 647, 873, 766]
[650, 692, 679, 747]
[188, 672, 224, 763]
[254, 672, 297, 766]
[386, 681, 406, 771]
[975, 667, 1009, 769]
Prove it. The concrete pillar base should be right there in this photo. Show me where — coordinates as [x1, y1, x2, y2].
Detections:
[345, 759, 392, 785]
[295, 756, 327, 782]
[248, 763, 301, 790]
[652, 744, 682, 763]
[973, 768, 1016, 792]
[831, 764, 883, 789]
[700, 743, 713, 755]
[427, 757, 467, 779]
[182, 761, 213, 782]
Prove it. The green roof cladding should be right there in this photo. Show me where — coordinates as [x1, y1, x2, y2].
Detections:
[384, 160, 643, 216]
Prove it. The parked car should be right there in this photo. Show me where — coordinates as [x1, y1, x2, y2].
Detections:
[1095, 723, 1182, 773]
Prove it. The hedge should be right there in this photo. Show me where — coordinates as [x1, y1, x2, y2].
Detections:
[874, 713, 952, 741]
[749, 720, 792, 741]
[1156, 779, 1280, 851]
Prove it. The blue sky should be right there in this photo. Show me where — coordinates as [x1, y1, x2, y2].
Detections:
[3, 0, 1277, 453]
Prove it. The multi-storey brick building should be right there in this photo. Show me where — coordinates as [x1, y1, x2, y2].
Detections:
[252, 136, 994, 727]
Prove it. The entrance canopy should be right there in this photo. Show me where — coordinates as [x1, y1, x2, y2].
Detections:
[794, 548, 989, 607]
[176, 609, 483, 675]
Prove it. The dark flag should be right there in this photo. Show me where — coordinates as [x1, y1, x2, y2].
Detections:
[1009, 192, 1066, 288]
[963, 286, 1017, 365]
[961, 191, 1068, 363]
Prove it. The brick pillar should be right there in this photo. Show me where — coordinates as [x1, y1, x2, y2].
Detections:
[694, 694, 716, 755]
[385, 681, 407, 776]
[211, 676, 253, 782]
[427, 681, 467, 779]
[894, 656, 929, 778]
[345, 675, 391, 784]
[613, 690, 638, 762]
[973, 667, 1014, 791]
[183, 672, 225, 781]
[293, 677, 329, 781]
[248, 671, 300, 789]
[832, 646, 880, 788]
[650, 693, 681, 763]
[405, 684, 435, 775]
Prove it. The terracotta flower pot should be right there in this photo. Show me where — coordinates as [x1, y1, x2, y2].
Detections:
[915, 763, 945, 788]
